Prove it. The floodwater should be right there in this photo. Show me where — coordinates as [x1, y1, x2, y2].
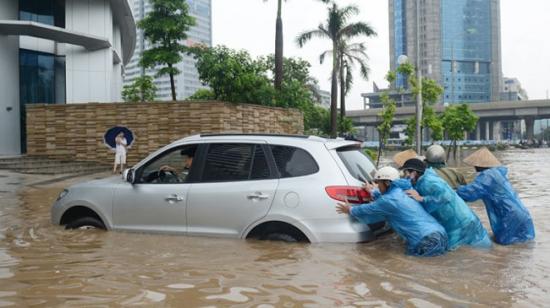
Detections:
[0, 149, 549, 307]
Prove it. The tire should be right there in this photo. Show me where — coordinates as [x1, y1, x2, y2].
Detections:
[65, 217, 106, 230]
[262, 232, 298, 243]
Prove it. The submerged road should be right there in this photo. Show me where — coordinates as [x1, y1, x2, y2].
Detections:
[0, 148, 549, 306]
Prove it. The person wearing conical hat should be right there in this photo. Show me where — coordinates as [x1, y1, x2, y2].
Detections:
[393, 149, 418, 168]
[457, 147, 535, 245]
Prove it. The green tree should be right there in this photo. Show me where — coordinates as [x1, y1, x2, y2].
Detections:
[441, 104, 479, 159]
[122, 76, 157, 102]
[320, 42, 373, 126]
[138, 0, 196, 101]
[261, 55, 320, 109]
[399, 62, 444, 146]
[190, 45, 343, 135]
[189, 46, 275, 105]
[187, 88, 215, 100]
[374, 68, 402, 167]
[297, 3, 376, 137]
[263, 0, 330, 91]
[376, 92, 397, 167]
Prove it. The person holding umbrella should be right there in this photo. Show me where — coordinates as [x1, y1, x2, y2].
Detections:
[113, 131, 128, 174]
[104, 126, 134, 174]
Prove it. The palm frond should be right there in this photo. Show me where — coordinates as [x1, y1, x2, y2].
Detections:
[319, 49, 333, 64]
[344, 63, 354, 94]
[339, 22, 377, 40]
[296, 26, 328, 47]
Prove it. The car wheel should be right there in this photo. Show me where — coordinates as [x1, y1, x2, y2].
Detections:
[262, 232, 298, 243]
[65, 217, 106, 230]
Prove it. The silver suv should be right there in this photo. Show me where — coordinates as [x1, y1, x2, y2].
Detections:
[51, 134, 380, 243]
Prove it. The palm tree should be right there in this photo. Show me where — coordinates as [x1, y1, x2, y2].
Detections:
[264, 0, 329, 91]
[297, 3, 375, 137]
[321, 42, 371, 126]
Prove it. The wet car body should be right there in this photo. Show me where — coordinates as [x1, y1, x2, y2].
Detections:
[51, 134, 380, 243]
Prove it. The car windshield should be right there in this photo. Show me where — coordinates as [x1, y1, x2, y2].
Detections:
[336, 145, 376, 182]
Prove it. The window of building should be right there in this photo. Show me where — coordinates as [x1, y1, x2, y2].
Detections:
[19, 49, 65, 105]
[19, 0, 65, 28]
[19, 49, 66, 153]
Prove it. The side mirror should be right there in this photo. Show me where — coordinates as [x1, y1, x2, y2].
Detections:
[123, 168, 136, 184]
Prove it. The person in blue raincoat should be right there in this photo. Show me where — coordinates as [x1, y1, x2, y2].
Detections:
[457, 147, 535, 245]
[336, 166, 448, 257]
[401, 158, 492, 250]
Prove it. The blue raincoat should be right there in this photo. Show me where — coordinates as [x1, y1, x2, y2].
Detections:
[350, 180, 448, 257]
[457, 167, 535, 245]
[401, 168, 492, 250]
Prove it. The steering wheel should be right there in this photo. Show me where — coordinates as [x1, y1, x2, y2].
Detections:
[158, 169, 181, 183]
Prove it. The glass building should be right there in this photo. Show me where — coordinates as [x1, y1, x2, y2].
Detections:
[124, 0, 212, 100]
[0, 0, 136, 155]
[388, 0, 502, 104]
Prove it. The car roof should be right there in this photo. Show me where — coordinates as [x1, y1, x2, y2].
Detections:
[169, 133, 361, 149]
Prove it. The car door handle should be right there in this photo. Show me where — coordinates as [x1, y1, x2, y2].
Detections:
[247, 192, 270, 200]
[165, 194, 184, 203]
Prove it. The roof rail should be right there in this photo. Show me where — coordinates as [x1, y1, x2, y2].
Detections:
[199, 133, 310, 139]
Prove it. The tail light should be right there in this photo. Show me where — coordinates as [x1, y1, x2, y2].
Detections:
[325, 186, 371, 204]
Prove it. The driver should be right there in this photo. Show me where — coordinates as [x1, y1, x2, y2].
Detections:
[159, 146, 196, 182]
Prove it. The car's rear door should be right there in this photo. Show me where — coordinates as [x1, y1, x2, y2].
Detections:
[186, 142, 278, 238]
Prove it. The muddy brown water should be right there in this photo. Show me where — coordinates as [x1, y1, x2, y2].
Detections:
[0, 149, 549, 306]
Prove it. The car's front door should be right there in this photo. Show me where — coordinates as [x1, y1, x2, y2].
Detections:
[112, 144, 199, 233]
[186, 142, 278, 238]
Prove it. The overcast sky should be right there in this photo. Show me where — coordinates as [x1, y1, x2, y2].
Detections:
[211, 0, 550, 111]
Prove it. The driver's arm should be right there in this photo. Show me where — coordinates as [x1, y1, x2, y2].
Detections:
[159, 165, 177, 172]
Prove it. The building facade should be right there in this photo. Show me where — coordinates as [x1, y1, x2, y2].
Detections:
[124, 0, 212, 100]
[501, 77, 528, 101]
[0, 0, 136, 155]
[388, 0, 503, 104]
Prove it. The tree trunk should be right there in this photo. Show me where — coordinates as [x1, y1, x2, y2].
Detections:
[169, 64, 176, 101]
[376, 132, 384, 168]
[453, 139, 458, 160]
[274, 0, 283, 91]
[339, 55, 346, 128]
[330, 40, 339, 138]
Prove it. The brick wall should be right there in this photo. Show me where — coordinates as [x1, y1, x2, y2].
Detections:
[26, 101, 304, 165]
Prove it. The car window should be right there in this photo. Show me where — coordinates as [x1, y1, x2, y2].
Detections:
[270, 145, 319, 178]
[138, 145, 197, 184]
[249, 145, 270, 180]
[336, 146, 376, 182]
[202, 143, 255, 182]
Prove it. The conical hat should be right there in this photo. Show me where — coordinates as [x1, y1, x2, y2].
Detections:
[463, 147, 501, 167]
[393, 149, 418, 168]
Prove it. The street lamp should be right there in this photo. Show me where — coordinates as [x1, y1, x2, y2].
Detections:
[415, 0, 423, 154]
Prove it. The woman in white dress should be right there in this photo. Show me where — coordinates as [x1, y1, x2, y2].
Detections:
[113, 132, 127, 174]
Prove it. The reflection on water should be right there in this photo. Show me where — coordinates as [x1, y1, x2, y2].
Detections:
[0, 149, 549, 306]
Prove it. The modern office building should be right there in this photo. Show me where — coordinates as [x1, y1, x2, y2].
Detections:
[124, 0, 212, 100]
[387, 0, 503, 104]
[501, 77, 528, 101]
[0, 0, 136, 155]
